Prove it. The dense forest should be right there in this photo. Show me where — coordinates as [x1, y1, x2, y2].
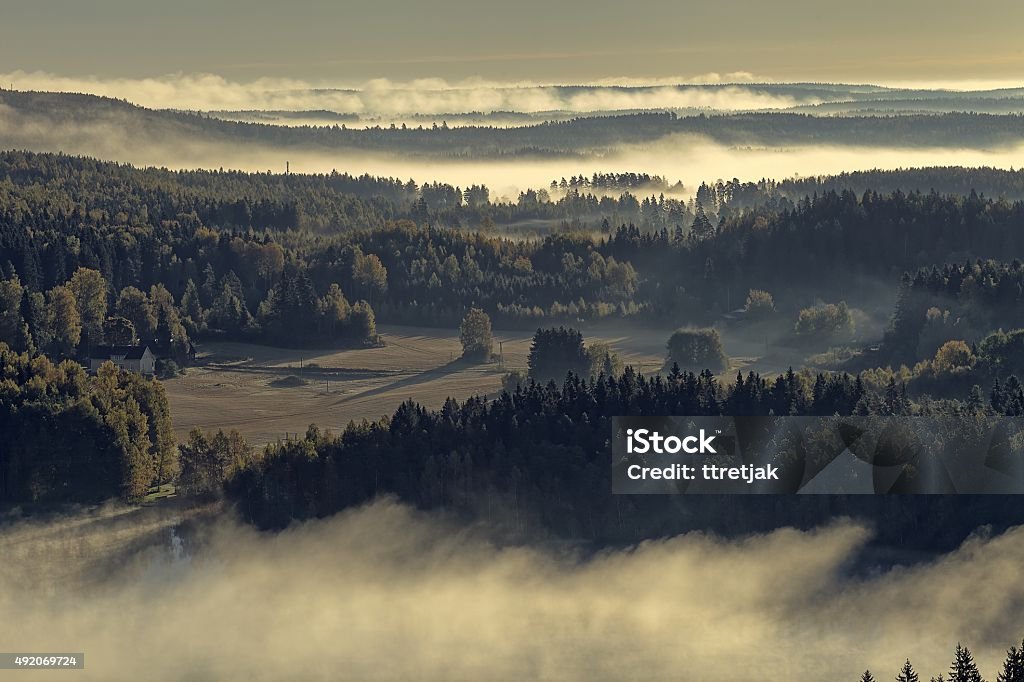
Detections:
[7, 152, 1024, 334]
[0, 150, 698, 233]
[8, 310, 1023, 514]
[0, 344, 176, 504]
[5, 151, 1024, 545]
[884, 261, 1024, 364]
[9, 0, 1024, 670]
[0, 259, 377, 358]
[221, 343, 1024, 543]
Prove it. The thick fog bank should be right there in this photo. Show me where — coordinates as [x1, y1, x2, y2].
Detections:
[1, 499, 1022, 681]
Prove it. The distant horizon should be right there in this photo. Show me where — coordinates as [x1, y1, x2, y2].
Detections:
[8, 70, 1024, 90]
[4, 71, 1024, 116]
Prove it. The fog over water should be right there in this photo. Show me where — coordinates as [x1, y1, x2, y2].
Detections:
[1, 499, 1022, 681]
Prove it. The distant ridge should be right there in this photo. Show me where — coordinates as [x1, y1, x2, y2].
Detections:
[2, 89, 1024, 164]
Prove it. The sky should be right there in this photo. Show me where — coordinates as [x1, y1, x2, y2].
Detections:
[3, 0, 1024, 86]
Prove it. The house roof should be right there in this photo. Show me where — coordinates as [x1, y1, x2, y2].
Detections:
[90, 345, 151, 360]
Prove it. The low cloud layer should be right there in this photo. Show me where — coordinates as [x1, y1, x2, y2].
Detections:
[0, 71, 809, 115]
[4, 98, 1024, 199]
[1, 499, 1022, 681]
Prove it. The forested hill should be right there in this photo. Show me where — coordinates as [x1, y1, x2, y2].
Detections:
[5, 150, 1024, 238]
[225, 367, 1024, 550]
[4, 90, 1024, 157]
[767, 167, 1024, 203]
[6, 151, 1024, 331]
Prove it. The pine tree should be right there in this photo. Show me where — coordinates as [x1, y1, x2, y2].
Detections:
[862, 670, 876, 682]
[997, 643, 1024, 682]
[950, 643, 983, 682]
[897, 659, 920, 682]
[154, 305, 173, 353]
[690, 205, 715, 240]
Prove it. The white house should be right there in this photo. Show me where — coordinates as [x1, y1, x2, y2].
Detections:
[88, 345, 156, 375]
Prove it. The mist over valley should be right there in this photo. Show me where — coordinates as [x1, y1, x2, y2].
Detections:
[5, 10, 1024, 676]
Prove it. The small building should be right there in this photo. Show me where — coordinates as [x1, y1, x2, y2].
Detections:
[88, 345, 156, 376]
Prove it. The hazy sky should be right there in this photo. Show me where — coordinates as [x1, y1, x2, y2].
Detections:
[3, 0, 1024, 85]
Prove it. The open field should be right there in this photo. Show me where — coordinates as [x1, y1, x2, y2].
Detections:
[163, 321, 856, 446]
[163, 324, 669, 446]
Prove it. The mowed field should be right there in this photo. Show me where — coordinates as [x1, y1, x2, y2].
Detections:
[163, 324, 670, 446]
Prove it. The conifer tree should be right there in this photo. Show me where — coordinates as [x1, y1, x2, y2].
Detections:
[997, 643, 1024, 682]
[898, 659, 921, 682]
[950, 643, 983, 682]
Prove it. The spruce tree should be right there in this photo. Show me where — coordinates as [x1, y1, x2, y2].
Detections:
[898, 659, 920, 682]
[950, 643, 983, 682]
[997, 643, 1024, 682]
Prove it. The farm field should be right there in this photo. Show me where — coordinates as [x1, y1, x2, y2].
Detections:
[163, 323, 671, 446]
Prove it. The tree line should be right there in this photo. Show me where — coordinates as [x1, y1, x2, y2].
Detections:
[861, 639, 1024, 682]
[222, 325, 1024, 541]
[10, 152, 1024, 331]
[0, 343, 176, 504]
[886, 260, 1024, 366]
[0, 149, 699, 234]
[0, 262, 377, 360]
[9, 91, 1024, 157]
[5, 315, 1024, 543]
